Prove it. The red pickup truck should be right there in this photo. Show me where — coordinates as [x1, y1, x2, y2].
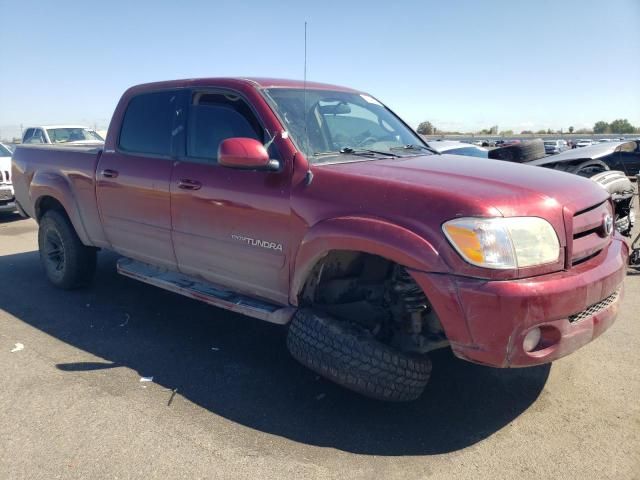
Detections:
[12, 78, 629, 401]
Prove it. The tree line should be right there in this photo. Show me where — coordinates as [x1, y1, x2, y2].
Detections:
[417, 119, 639, 136]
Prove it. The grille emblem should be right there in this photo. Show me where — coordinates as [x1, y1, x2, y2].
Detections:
[603, 214, 613, 236]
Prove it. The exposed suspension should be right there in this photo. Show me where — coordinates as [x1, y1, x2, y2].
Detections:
[392, 266, 428, 334]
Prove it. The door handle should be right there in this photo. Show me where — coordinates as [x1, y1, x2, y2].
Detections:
[101, 169, 119, 178]
[177, 179, 202, 191]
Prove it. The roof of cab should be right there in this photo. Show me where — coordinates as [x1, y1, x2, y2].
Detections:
[125, 77, 362, 94]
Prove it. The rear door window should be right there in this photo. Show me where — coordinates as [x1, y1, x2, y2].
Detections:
[119, 90, 183, 157]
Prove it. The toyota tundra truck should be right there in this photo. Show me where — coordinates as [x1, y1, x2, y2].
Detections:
[12, 78, 629, 401]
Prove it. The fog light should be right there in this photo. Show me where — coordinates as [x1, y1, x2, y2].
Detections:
[523, 328, 542, 352]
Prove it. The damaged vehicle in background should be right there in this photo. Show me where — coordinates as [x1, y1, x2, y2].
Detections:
[489, 139, 636, 237]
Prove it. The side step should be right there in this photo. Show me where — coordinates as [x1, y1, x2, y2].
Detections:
[116, 258, 294, 325]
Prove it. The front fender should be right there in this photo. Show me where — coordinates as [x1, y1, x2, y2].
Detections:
[30, 171, 92, 245]
[290, 216, 449, 305]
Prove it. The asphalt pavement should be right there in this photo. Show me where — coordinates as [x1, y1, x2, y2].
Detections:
[1, 211, 639, 479]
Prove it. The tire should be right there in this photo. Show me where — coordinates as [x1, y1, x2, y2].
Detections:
[488, 139, 546, 163]
[590, 170, 635, 237]
[571, 160, 608, 177]
[287, 309, 432, 402]
[589, 170, 633, 195]
[38, 210, 97, 289]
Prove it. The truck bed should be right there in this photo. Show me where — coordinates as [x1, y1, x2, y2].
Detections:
[12, 144, 106, 246]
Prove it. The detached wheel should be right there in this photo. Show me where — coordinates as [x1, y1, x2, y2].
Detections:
[287, 309, 432, 401]
[38, 210, 97, 289]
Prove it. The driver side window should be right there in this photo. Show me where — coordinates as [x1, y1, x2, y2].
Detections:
[187, 92, 264, 163]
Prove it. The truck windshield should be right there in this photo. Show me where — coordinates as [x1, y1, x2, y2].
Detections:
[46, 128, 104, 143]
[263, 88, 430, 162]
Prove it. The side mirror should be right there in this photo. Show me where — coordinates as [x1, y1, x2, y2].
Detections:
[218, 137, 279, 171]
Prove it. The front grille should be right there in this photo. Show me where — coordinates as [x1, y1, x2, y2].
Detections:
[568, 289, 620, 323]
[570, 201, 612, 265]
[0, 189, 13, 201]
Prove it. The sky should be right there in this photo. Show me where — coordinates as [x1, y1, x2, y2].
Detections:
[1, 0, 639, 140]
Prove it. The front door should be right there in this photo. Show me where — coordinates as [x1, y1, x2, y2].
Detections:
[170, 90, 291, 304]
[97, 90, 186, 268]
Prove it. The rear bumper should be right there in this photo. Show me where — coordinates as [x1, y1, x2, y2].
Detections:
[411, 237, 629, 367]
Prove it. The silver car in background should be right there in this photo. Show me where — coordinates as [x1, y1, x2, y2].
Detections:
[543, 139, 569, 154]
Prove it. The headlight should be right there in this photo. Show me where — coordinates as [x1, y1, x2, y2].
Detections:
[443, 217, 560, 269]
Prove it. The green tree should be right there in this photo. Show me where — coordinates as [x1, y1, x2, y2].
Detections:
[609, 119, 635, 134]
[500, 130, 514, 136]
[568, 126, 574, 134]
[536, 129, 547, 134]
[417, 121, 435, 135]
[520, 130, 533, 135]
[593, 121, 610, 134]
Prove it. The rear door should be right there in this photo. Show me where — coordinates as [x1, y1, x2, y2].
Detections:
[170, 89, 291, 304]
[96, 90, 187, 268]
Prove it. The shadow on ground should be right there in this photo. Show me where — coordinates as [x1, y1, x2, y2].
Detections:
[0, 249, 550, 456]
[0, 212, 24, 224]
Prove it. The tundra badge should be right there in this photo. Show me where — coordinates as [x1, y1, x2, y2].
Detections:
[231, 234, 283, 252]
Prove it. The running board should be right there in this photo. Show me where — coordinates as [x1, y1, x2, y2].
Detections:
[116, 258, 294, 325]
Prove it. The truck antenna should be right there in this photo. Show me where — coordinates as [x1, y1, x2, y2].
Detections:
[303, 21, 314, 186]
[303, 21, 308, 154]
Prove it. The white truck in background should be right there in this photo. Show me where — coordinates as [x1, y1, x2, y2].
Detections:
[21, 125, 104, 146]
[0, 143, 16, 213]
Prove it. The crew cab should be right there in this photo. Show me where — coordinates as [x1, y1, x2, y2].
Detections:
[12, 78, 629, 401]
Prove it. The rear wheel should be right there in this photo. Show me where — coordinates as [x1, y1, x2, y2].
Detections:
[38, 210, 97, 289]
[287, 308, 432, 401]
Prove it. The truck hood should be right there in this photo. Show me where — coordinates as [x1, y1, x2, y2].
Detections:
[322, 153, 609, 217]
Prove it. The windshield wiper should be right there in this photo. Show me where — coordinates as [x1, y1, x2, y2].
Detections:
[339, 146, 398, 157]
[390, 144, 439, 154]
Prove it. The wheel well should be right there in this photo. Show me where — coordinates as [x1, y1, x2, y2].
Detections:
[299, 250, 448, 354]
[35, 196, 69, 222]
[299, 250, 387, 304]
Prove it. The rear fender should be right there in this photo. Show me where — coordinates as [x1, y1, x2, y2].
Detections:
[290, 216, 448, 305]
[30, 171, 92, 245]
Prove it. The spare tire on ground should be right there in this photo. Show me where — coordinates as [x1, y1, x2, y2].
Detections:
[590, 170, 635, 237]
[590, 170, 634, 195]
[488, 139, 546, 163]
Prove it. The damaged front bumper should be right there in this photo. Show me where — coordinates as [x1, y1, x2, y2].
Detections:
[410, 237, 629, 367]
